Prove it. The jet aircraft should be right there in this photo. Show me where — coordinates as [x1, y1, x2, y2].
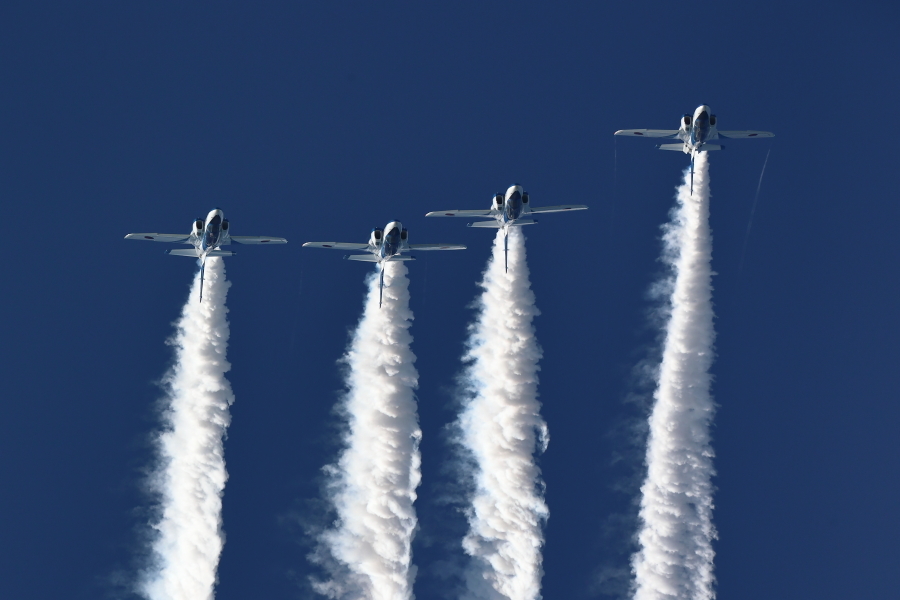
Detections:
[615, 105, 774, 192]
[302, 221, 466, 307]
[425, 184, 588, 271]
[125, 208, 287, 301]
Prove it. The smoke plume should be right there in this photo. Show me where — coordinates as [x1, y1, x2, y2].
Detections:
[141, 257, 235, 600]
[313, 261, 422, 600]
[632, 152, 717, 600]
[456, 227, 548, 600]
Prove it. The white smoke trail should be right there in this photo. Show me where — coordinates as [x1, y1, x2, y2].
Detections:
[457, 227, 548, 600]
[632, 152, 717, 600]
[313, 261, 422, 600]
[141, 257, 235, 600]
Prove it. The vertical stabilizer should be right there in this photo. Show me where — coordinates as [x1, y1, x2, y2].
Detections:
[504, 229, 509, 273]
[199, 255, 207, 302]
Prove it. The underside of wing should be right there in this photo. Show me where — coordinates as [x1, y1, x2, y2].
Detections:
[166, 249, 234, 257]
[468, 221, 503, 228]
[124, 233, 192, 244]
[717, 130, 774, 139]
[528, 205, 589, 214]
[229, 235, 288, 244]
[407, 243, 467, 250]
[302, 242, 371, 250]
[344, 254, 381, 262]
[614, 129, 680, 138]
[425, 209, 495, 217]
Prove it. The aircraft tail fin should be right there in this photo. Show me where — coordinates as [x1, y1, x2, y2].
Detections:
[504, 229, 508, 273]
[199, 256, 206, 303]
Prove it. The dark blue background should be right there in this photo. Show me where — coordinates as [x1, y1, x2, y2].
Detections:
[1, 2, 897, 599]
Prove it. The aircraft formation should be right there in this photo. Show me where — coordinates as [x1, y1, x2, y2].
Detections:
[125, 186, 589, 296]
[122, 104, 773, 600]
[125, 106, 772, 290]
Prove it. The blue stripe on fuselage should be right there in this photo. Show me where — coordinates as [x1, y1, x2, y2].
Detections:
[382, 226, 401, 258]
[202, 215, 222, 251]
[506, 190, 523, 221]
[691, 111, 711, 146]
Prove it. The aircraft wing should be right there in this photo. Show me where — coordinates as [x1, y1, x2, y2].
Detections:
[302, 242, 371, 250]
[229, 235, 288, 244]
[124, 233, 192, 243]
[614, 129, 680, 138]
[425, 209, 495, 217]
[717, 130, 774, 139]
[528, 205, 589, 214]
[407, 244, 467, 251]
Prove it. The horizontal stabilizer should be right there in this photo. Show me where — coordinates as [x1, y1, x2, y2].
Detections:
[125, 233, 192, 244]
[387, 255, 416, 261]
[657, 143, 687, 151]
[698, 144, 723, 151]
[426, 209, 494, 217]
[615, 129, 680, 138]
[303, 242, 370, 250]
[166, 249, 235, 257]
[344, 254, 380, 262]
[717, 130, 774, 139]
[230, 235, 288, 244]
[468, 221, 503, 228]
[510, 219, 537, 226]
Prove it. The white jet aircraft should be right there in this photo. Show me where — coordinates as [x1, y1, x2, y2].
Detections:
[615, 104, 774, 192]
[125, 208, 287, 301]
[425, 184, 588, 271]
[302, 220, 466, 307]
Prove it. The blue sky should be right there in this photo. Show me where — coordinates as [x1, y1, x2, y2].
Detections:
[1, 2, 898, 599]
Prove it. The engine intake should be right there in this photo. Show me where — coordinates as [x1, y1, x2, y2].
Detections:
[222, 219, 229, 231]
[683, 114, 692, 127]
[400, 229, 408, 241]
[522, 192, 529, 204]
[195, 219, 205, 231]
[709, 114, 717, 126]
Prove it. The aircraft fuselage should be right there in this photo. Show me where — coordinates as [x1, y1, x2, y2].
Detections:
[679, 104, 718, 152]
[369, 220, 409, 261]
[689, 105, 712, 146]
[194, 208, 230, 256]
[493, 184, 528, 225]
